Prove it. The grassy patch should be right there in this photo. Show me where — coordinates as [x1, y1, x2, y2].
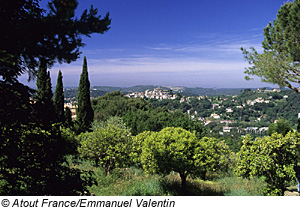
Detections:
[159, 175, 225, 196]
[215, 176, 267, 196]
[120, 176, 167, 196]
[70, 157, 268, 196]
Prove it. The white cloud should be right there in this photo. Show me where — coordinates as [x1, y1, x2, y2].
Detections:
[37, 31, 269, 87]
[54, 57, 247, 76]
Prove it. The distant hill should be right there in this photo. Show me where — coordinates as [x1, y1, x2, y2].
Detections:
[63, 85, 277, 99]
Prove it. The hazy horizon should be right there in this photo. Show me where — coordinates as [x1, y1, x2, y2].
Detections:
[20, 0, 285, 89]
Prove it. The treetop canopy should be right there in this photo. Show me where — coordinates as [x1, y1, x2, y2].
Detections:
[0, 0, 111, 83]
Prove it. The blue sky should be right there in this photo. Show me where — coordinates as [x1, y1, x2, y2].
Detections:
[20, 0, 287, 88]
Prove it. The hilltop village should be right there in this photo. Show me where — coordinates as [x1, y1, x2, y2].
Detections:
[63, 86, 300, 137]
[125, 88, 178, 100]
[124, 87, 300, 136]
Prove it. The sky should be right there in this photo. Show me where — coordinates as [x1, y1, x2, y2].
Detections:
[20, 0, 288, 88]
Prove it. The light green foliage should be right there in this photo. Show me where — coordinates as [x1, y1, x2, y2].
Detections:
[242, 1, 300, 93]
[194, 137, 234, 180]
[140, 127, 197, 183]
[92, 116, 130, 131]
[78, 124, 133, 175]
[235, 132, 300, 195]
[131, 131, 153, 167]
[139, 127, 232, 186]
[242, 47, 296, 89]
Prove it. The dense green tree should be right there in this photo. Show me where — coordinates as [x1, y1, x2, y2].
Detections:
[54, 70, 65, 123]
[76, 56, 94, 133]
[92, 91, 151, 121]
[36, 61, 49, 102]
[242, 1, 300, 93]
[139, 127, 222, 187]
[194, 137, 233, 180]
[235, 133, 300, 195]
[123, 108, 206, 138]
[212, 133, 242, 153]
[131, 131, 154, 168]
[170, 110, 206, 138]
[78, 123, 133, 176]
[123, 108, 170, 135]
[140, 127, 199, 187]
[267, 118, 293, 136]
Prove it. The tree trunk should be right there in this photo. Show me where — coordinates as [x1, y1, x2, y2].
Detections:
[201, 170, 207, 181]
[180, 172, 187, 188]
[95, 158, 99, 167]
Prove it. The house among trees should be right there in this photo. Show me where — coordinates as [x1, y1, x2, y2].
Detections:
[64, 103, 77, 120]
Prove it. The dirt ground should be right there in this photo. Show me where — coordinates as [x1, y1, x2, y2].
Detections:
[284, 186, 299, 196]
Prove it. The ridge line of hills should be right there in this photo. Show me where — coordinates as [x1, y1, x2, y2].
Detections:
[64, 85, 283, 98]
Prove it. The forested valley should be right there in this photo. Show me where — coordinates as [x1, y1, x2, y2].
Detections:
[59, 87, 300, 196]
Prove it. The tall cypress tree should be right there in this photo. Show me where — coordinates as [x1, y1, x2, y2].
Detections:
[77, 56, 94, 132]
[36, 60, 48, 102]
[36, 60, 55, 127]
[54, 70, 65, 123]
[46, 71, 53, 105]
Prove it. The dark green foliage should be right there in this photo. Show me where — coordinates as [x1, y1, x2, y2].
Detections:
[54, 70, 65, 123]
[0, 124, 92, 195]
[35, 61, 56, 127]
[169, 110, 206, 138]
[92, 91, 151, 121]
[65, 106, 73, 127]
[0, 0, 111, 83]
[128, 108, 206, 137]
[36, 61, 50, 102]
[242, 1, 300, 93]
[272, 92, 300, 126]
[76, 56, 94, 133]
[262, 1, 300, 62]
[0, 82, 94, 195]
[149, 97, 212, 117]
[92, 91, 206, 137]
[267, 118, 293, 136]
[208, 133, 242, 153]
[123, 108, 169, 135]
[0, 0, 110, 195]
